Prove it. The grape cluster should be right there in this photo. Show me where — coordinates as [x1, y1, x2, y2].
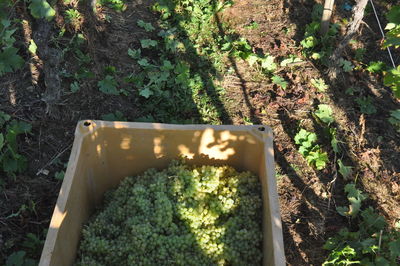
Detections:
[75, 161, 263, 265]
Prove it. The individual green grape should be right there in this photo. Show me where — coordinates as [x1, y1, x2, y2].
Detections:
[75, 161, 263, 265]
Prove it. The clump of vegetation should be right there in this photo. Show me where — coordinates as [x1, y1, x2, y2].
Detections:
[323, 184, 400, 265]
[76, 161, 263, 265]
[294, 128, 328, 170]
[0, 111, 32, 181]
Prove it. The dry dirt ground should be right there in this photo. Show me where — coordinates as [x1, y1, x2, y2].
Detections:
[0, 0, 399, 264]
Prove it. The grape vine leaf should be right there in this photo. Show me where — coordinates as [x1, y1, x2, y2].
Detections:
[311, 78, 328, 92]
[315, 104, 334, 124]
[70, 81, 79, 93]
[387, 6, 400, 24]
[28, 40, 37, 54]
[271, 75, 287, 89]
[128, 48, 141, 59]
[337, 184, 366, 217]
[389, 239, 400, 259]
[0, 47, 24, 76]
[338, 159, 352, 180]
[246, 54, 259, 67]
[260, 55, 277, 72]
[339, 59, 354, 72]
[139, 87, 153, 98]
[29, 0, 56, 21]
[140, 39, 157, 48]
[98, 75, 119, 95]
[137, 20, 155, 32]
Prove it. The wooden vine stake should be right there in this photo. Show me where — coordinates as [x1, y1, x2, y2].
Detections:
[328, 0, 369, 80]
[321, 0, 335, 35]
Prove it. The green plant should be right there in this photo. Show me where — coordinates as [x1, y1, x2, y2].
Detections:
[383, 65, 400, 98]
[99, 0, 126, 12]
[137, 20, 155, 32]
[65, 8, 81, 24]
[323, 184, 400, 265]
[0, 112, 32, 178]
[27, 0, 56, 20]
[337, 159, 352, 180]
[244, 21, 259, 30]
[76, 161, 263, 265]
[0, 6, 24, 76]
[388, 109, 400, 132]
[280, 55, 302, 67]
[355, 96, 377, 115]
[98, 75, 119, 95]
[54, 171, 65, 181]
[366, 61, 386, 73]
[339, 58, 354, 72]
[101, 111, 127, 121]
[315, 104, 334, 125]
[384, 5, 400, 49]
[354, 48, 366, 62]
[271, 75, 287, 89]
[294, 129, 328, 170]
[300, 4, 340, 64]
[310, 78, 328, 92]
[337, 184, 366, 218]
[6, 251, 36, 266]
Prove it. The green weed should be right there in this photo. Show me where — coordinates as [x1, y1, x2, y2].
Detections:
[0, 112, 31, 179]
[323, 184, 400, 265]
[388, 109, 400, 132]
[355, 96, 377, 115]
[294, 129, 328, 170]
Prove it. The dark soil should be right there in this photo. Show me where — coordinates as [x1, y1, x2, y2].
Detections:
[0, 0, 399, 264]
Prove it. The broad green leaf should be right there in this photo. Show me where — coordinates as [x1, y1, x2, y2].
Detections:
[98, 75, 119, 95]
[128, 48, 141, 59]
[338, 159, 352, 180]
[139, 87, 153, 98]
[246, 54, 258, 67]
[54, 171, 65, 181]
[0, 47, 24, 76]
[0, 111, 11, 127]
[6, 251, 26, 266]
[260, 55, 276, 72]
[337, 184, 366, 217]
[315, 104, 334, 124]
[389, 239, 400, 259]
[28, 0, 56, 21]
[360, 207, 386, 231]
[280, 55, 302, 67]
[330, 128, 340, 153]
[137, 20, 155, 32]
[137, 58, 150, 67]
[271, 75, 287, 89]
[339, 59, 354, 72]
[28, 40, 37, 54]
[356, 97, 377, 115]
[70, 81, 79, 93]
[101, 111, 127, 121]
[140, 39, 157, 48]
[387, 6, 400, 24]
[301, 36, 317, 49]
[384, 66, 400, 98]
[366, 61, 385, 73]
[310, 78, 328, 92]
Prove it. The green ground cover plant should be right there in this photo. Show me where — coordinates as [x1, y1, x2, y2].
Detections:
[323, 184, 400, 265]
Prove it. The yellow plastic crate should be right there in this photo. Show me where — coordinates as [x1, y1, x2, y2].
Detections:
[39, 121, 285, 265]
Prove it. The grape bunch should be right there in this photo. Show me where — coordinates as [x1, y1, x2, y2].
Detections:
[75, 161, 263, 265]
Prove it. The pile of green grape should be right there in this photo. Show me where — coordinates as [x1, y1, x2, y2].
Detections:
[76, 161, 263, 265]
